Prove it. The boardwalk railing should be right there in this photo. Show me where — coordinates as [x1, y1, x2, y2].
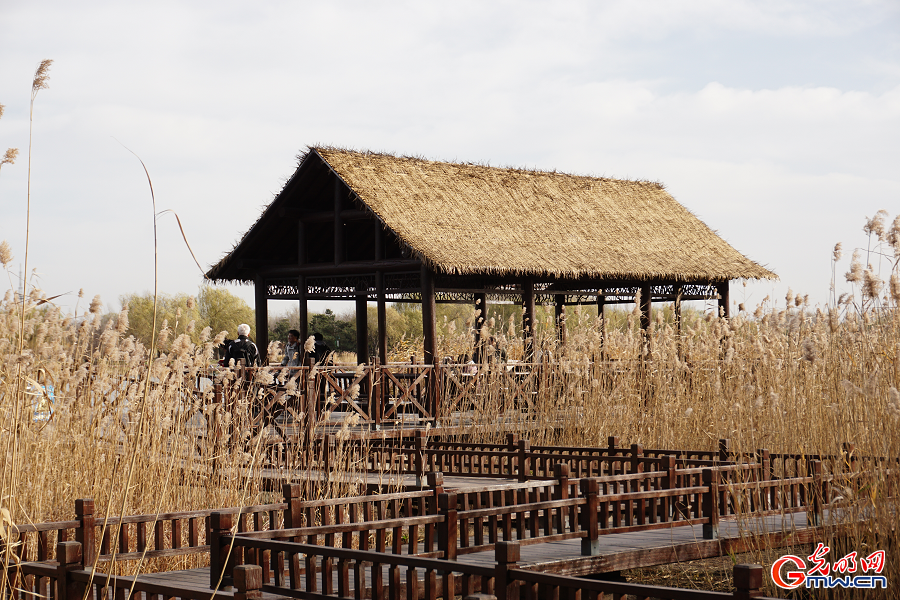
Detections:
[365, 433, 740, 482]
[7, 453, 858, 572]
[210, 537, 778, 600]
[6, 539, 778, 600]
[8, 459, 878, 600]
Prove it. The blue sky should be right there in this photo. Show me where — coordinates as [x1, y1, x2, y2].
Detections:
[1, 0, 898, 319]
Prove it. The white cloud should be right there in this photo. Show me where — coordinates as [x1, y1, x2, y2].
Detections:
[0, 0, 898, 315]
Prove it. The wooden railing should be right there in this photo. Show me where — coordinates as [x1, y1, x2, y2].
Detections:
[5, 539, 777, 600]
[11, 436, 871, 570]
[210, 537, 778, 600]
[365, 433, 740, 483]
[8, 458, 876, 600]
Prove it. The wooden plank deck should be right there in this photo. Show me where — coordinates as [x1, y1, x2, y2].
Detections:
[132, 510, 825, 597]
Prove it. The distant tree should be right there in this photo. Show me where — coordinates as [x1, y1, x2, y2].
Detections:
[308, 308, 356, 352]
[120, 286, 254, 350]
[268, 306, 301, 350]
[197, 286, 255, 340]
[119, 292, 201, 350]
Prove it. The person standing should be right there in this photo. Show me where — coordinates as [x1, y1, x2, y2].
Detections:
[281, 329, 302, 367]
[224, 323, 260, 367]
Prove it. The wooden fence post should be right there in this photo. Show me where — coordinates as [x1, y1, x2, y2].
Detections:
[703, 468, 719, 539]
[660, 455, 676, 522]
[580, 478, 599, 556]
[372, 358, 382, 430]
[282, 483, 302, 541]
[209, 512, 234, 589]
[415, 429, 426, 487]
[810, 460, 824, 527]
[305, 358, 316, 453]
[428, 472, 445, 514]
[554, 463, 570, 533]
[55, 541, 83, 600]
[718, 438, 731, 463]
[74, 498, 95, 568]
[494, 541, 520, 600]
[438, 492, 458, 561]
[608, 436, 620, 476]
[323, 434, 335, 488]
[732, 564, 763, 599]
[756, 448, 771, 512]
[234, 564, 263, 600]
[630, 444, 644, 476]
[517, 439, 531, 482]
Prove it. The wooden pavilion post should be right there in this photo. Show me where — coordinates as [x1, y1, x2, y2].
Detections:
[597, 289, 606, 360]
[673, 283, 683, 333]
[356, 286, 369, 364]
[297, 219, 308, 343]
[522, 279, 535, 360]
[717, 280, 730, 318]
[673, 282, 683, 358]
[640, 282, 652, 358]
[554, 294, 567, 345]
[254, 274, 268, 364]
[421, 266, 440, 416]
[474, 292, 486, 361]
[376, 271, 388, 363]
[298, 275, 308, 343]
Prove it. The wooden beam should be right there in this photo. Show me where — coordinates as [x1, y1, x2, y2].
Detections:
[334, 179, 344, 265]
[375, 224, 384, 262]
[300, 209, 373, 223]
[523, 278, 535, 360]
[254, 274, 269, 365]
[297, 220, 306, 265]
[253, 259, 422, 278]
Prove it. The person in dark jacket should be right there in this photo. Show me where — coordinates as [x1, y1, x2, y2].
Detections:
[223, 323, 260, 367]
[311, 332, 332, 364]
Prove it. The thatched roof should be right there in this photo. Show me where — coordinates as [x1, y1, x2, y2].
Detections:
[315, 148, 775, 281]
[206, 147, 776, 283]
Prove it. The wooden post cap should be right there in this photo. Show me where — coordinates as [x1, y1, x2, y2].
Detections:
[234, 565, 263, 591]
[210, 512, 233, 529]
[427, 472, 444, 486]
[75, 499, 94, 515]
[57, 541, 82, 565]
[733, 564, 762, 590]
[495, 541, 520, 564]
[438, 492, 457, 511]
[553, 463, 570, 478]
[282, 483, 301, 499]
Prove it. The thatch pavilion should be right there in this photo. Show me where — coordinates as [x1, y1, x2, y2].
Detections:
[206, 147, 776, 365]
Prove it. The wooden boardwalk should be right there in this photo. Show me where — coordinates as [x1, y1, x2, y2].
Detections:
[134, 510, 822, 598]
